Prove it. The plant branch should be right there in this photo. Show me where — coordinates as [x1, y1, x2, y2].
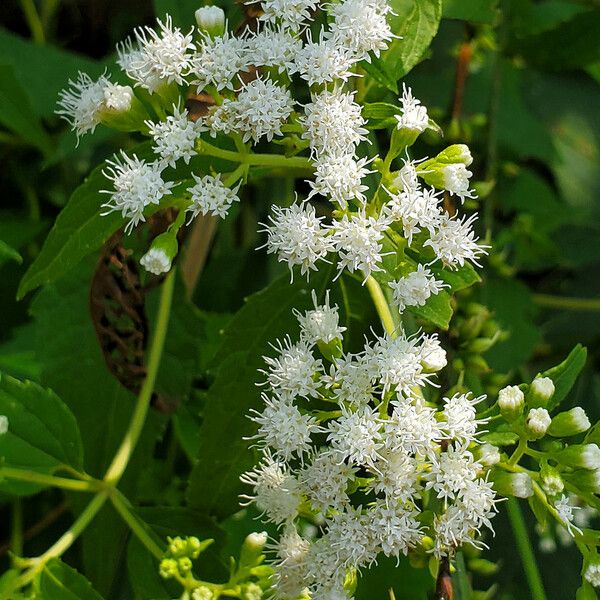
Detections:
[104, 269, 176, 484]
[0, 468, 101, 493]
[532, 294, 600, 312]
[366, 276, 398, 338]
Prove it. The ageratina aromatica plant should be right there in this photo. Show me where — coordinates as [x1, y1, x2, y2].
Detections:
[2, 1, 600, 600]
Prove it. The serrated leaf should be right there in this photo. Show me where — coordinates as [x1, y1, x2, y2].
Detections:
[540, 344, 587, 411]
[442, 0, 498, 24]
[35, 559, 104, 600]
[186, 268, 332, 519]
[0, 372, 84, 496]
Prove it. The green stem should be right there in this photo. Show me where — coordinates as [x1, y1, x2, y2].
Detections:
[0, 467, 101, 493]
[532, 294, 600, 312]
[10, 492, 109, 590]
[454, 551, 471, 600]
[104, 269, 176, 484]
[506, 498, 548, 600]
[109, 489, 163, 559]
[366, 276, 398, 338]
[508, 438, 528, 466]
[11, 500, 23, 557]
[196, 140, 313, 171]
[19, 0, 45, 43]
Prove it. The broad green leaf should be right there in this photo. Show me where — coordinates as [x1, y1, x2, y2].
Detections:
[0, 240, 22, 266]
[30, 258, 166, 595]
[442, 0, 498, 23]
[0, 64, 53, 155]
[0, 323, 40, 381]
[186, 268, 333, 519]
[363, 102, 399, 129]
[35, 559, 104, 600]
[0, 372, 84, 496]
[368, 0, 442, 90]
[540, 344, 587, 411]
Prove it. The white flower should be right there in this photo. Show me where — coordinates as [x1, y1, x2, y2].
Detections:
[370, 500, 423, 558]
[119, 16, 194, 92]
[0, 415, 7, 435]
[140, 248, 171, 274]
[186, 173, 240, 220]
[299, 451, 354, 512]
[326, 506, 379, 569]
[584, 560, 600, 587]
[146, 105, 203, 168]
[260, 202, 333, 280]
[526, 407, 551, 438]
[420, 334, 447, 372]
[456, 477, 500, 534]
[240, 452, 300, 523]
[295, 34, 357, 86]
[305, 535, 346, 592]
[103, 83, 134, 113]
[331, 212, 389, 281]
[245, 28, 300, 73]
[328, 0, 394, 61]
[205, 99, 238, 137]
[395, 158, 421, 194]
[442, 163, 475, 201]
[101, 151, 174, 233]
[554, 495, 582, 536]
[395, 84, 429, 133]
[424, 213, 488, 269]
[432, 505, 472, 558]
[326, 406, 383, 466]
[300, 90, 368, 158]
[388, 264, 447, 312]
[56, 72, 110, 138]
[530, 376, 555, 403]
[250, 394, 319, 460]
[426, 445, 480, 501]
[384, 187, 442, 246]
[247, 0, 319, 31]
[373, 333, 430, 395]
[321, 353, 376, 407]
[308, 154, 372, 208]
[441, 392, 487, 444]
[261, 337, 323, 398]
[294, 290, 346, 345]
[498, 385, 525, 413]
[386, 397, 441, 457]
[234, 77, 294, 143]
[190, 30, 248, 92]
[272, 525, 311, 599]
[369, 448, 419, 500]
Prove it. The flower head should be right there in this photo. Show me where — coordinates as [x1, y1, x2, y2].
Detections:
[247, 0, 319, 31]
[389, 264, 447, 312]
[140, 247, 171, 274]
[395, 84, 429, 133]
[186, 174, 240, 220]
[295, 290, 346, 345]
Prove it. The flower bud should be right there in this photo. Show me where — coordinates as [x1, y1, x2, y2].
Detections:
[584, 556, 600, 588]
[141, 230, 179, 275]
[548, 407, 590, 437]
[0, 415, 7, 434]
[497, 385, 524, 421]
[527, 376, 555, 408]
[475, 443, 501, 467]
[540, 465, 564, 496]
[555, 444, 600, 470]
[192, 586, 214, 600]
[421, 338, 447, 373]
[419, 162, 474, 199]
[159, 557, 179, 579]
[490, 470, 533, 498]
[167, 536, 187, 557]
[99, 84, 148, 132]
[525, 407, 551, 439]
[563, 469, 600, 494]
[433, 144, 473, 166]
[239, 531, 267, 568]
[241, 583, 263, 600]
[187, 536, 202, 559]
[195, 6, 226, 37]
[178, 556, 193, 575]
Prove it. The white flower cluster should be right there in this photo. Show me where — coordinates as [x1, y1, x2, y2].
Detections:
[241, 295, 498, 599]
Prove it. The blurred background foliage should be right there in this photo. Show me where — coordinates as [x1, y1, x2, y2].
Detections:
[1, 0, 599, 598]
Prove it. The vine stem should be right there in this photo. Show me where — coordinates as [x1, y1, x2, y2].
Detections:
[104, 269, 176, 484]
[506, 498, 548, 600]
[366, 276, 398, 338]
[532, 293, 600, 312]
[0, 468, 101, 493]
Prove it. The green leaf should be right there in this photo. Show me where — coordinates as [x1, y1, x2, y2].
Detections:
[363, 102, 399, 129]
[0, 240, 22, 266]
[382, 0, 442, 81]
[0, 64, 53, 155]
[540, 344, 587, 411]
[442, 0, 498, 23]
[30, 258, 166, 595]
[481, 431, 520, 447]
[186, 268, 332, 519]
[35, 559, 104, 600]
[0, 372, 84, 496]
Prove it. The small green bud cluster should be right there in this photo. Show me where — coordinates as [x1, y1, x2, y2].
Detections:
[159, 535, 212, 582]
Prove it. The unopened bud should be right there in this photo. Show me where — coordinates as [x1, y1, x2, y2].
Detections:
[540, 465, 564, 496]
[192, 586, 214, 600]
[548, 407, 590, 437]
[421, 338, 447, 373]
[240, 531, 268, 568]
[434, 144, 473, 166]
[525, 408, 551, 439]
[563, 469, 600, 494]
[498, 385, 524, 420]
[167, 536, 187, 557]
[141, 230, 179, 275]
[584, 556, 600, 588]
[527, 376, 555, 408]
[491, 471, 533, 498]
[178, 556, 193, 575]
[475, 443, 501, 467]
[159, 557, 179, 579]
[241, 583, 263, 600]
[195, 6, 226, 37]
[100, 83, 147, 132]
[555, 444, 600, 470]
